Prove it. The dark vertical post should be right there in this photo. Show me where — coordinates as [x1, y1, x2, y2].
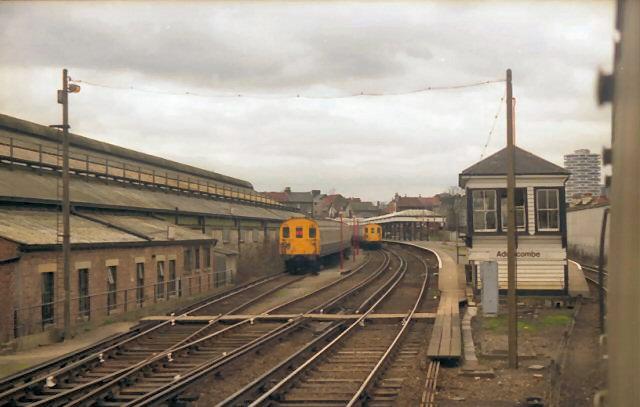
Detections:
[61, 69, 71, 340]
[506, 68, 518, 368]
[597, 208, 609, 333]
[339, 214, 344, 271]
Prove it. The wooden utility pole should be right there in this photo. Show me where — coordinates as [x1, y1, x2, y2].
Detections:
[339, 214, 344, 271]
[60, 69, 72, 340]
[505, 69, 518, 368]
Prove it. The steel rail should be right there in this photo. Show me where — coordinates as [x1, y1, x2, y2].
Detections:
[43, 252, 385, 406]
[125, 251, 394, 406]
[21, 274, 305, 407]
[247, 251, 408, 406]
[264, 251, 387, 315]
[0, 272, 291, 405]
[347, 248, 430, 406]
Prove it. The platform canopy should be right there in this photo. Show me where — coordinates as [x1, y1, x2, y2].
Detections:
[356, 209, 446, 225]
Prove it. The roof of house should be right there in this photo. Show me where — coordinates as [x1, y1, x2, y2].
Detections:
[287, 192, 315, 203]
[264, 192, 289, 203]
[349, 201, 378, 212]
[460, 146, 569, 176]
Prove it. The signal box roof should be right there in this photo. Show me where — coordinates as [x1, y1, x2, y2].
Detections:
[460, 146, 569, 180]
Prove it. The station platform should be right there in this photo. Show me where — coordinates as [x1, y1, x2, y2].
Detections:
[385, 240, 465, 360]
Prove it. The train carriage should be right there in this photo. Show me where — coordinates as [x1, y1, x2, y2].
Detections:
[358, 223, 383, 249]
[280, 217, 353, 273]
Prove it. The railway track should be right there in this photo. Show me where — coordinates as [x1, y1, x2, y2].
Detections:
[579, 263, 608, 293]
[0, 272, 306, 406]
[232, 247, 434, 406]
[4, 251, 392, 406]
[0, 272, 289, 397]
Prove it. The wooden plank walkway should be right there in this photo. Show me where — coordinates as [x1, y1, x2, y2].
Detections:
[426, 293, 462, 359]
[141, 312, 436, 322]
[385, 240, 464, 360]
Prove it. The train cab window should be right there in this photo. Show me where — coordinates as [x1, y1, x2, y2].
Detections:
[309, 227, 317, 238]
[295, 227, 303, 238]
[283, 227, 290, 238]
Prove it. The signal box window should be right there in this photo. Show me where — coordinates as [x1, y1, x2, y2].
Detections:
[309, 227, 317, 238]
[537, 189, 560, 231]
[472, 190, 497, 232]
[295, 227, 303, 238]
[500, 188, 527, 231]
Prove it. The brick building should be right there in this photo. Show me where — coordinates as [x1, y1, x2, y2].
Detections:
[0, 113, 299, 343]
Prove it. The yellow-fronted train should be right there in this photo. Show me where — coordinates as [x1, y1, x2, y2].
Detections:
[279, 217, 353, 273]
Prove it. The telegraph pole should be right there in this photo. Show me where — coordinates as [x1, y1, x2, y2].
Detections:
[57, 69, 80, 340]
[339, 214, 344, 271]
[61, 69, 72, 340]
[506, 69, 518, 368]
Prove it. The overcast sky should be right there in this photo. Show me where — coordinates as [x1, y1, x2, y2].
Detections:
[0, 1, 613, 201]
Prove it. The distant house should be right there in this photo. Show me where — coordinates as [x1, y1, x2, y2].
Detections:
[318, 194, 349, 218]
[346, 201, 380, 218]
[387, 194, 441, 213]
[263, 187, 323, 218]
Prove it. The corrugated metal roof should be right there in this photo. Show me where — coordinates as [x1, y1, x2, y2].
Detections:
[0, 167, 299, 221]
[0, 208, 145, 245]
[0, 114, 253, 189]
[78, 211, 207, 241]
[359, 209, 444, 224]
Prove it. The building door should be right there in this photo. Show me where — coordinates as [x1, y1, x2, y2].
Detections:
[156, 261, 165, 300]
[136, 263, 144, 306]
[78, 269, 90, 319]
[107, 266, 117, 313]
[41, 272, 54, 326]
[168, 260, 176, 297]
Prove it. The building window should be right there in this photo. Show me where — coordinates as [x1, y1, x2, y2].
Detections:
[253, 229, 259, 242]
[168, 259, 177, 297]
[537, 189, 560, 231]
[136, 263, 144, 306]
[204, 247, 211, 269]
[184, 248, 192, 272]
[309, 227, 317, 238]
[194, 247, 200, 270]
[222, 228, 230, 243]
[239, 229, 246, 243]
[156, 261, 165, 299]
[78, 268, 90, 318]
[500, 188, 527, 231]
[41, 272, 54, 325]
[107, 266, 117, 312]
[472, 190, 497, 232]
[283, 227, 290, 238]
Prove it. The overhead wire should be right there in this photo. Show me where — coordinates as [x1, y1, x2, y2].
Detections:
[68, 77, 505, 100]
[480, 93, 506, 159]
